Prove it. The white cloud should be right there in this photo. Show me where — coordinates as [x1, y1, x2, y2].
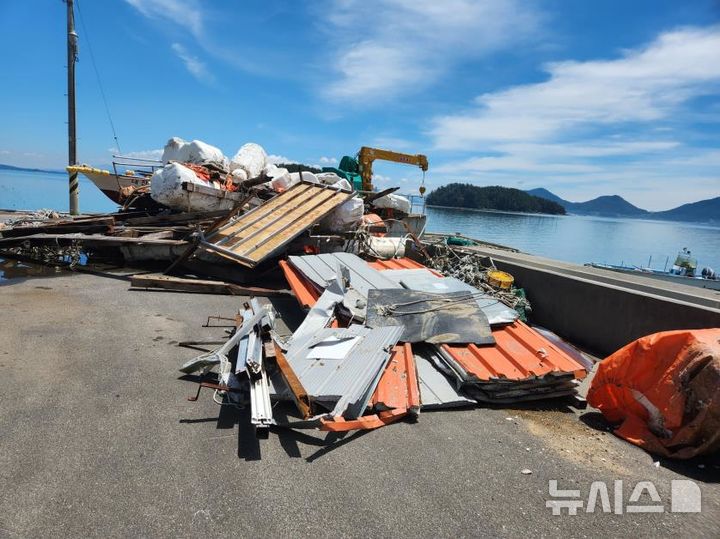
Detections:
[424, 26, 720, 209]
[121, 149, 164, 161]
[124, 0, 203, 38]
[267, 154, 291, 165]
[322, 0, 540, 102]
[319, 156, 337, 164]
[171, 43, 212, 82]
[430, 26, 720, 149]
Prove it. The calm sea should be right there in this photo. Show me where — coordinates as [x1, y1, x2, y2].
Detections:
[2, 170, 719, 271]
[426, 205, 720, 271]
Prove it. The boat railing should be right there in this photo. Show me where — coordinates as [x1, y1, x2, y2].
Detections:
[406, 194, 427, 215]
[111, 154, 163, 179]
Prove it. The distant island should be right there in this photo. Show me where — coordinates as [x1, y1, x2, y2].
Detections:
[0, 163, 65, 175]
[526, 187, 720, 223]
[427, 183, 566, 215]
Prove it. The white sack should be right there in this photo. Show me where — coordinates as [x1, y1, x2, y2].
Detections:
[187, 140, 228, 169]
[230, 168, 248, 183]
[288, 171, 318, 185]
[150, 162, 222, 211]
[365, 236, 406, 259]
[321, 195, 364, 231]
[316, 172, 343, 185]
[161, 137, 191, 164]
[230, 143, 267, 178]
[372, 193, 411, 214]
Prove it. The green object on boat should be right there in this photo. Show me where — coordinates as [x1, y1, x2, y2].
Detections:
[446, 236, 477, 246]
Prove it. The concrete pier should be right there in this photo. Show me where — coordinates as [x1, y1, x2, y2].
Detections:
[0, 268, 718, 536]
[461, 245, 720, 356]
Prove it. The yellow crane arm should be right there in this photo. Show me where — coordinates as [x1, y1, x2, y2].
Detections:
[358, 146, 428, 191]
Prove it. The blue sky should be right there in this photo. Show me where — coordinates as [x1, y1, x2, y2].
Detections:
[1, 0, 719, 210]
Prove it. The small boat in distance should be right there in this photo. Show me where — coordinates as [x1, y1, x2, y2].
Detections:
[587, 248, 720, 291]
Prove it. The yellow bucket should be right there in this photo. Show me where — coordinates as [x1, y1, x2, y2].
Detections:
[487, 270, 514, 290]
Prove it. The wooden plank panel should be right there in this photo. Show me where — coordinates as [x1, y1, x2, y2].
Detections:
[210, 183, 315, 243]
[241, 192, 348, 260]
[220, 187, 334, 250]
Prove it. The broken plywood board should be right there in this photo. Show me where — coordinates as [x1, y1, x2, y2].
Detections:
[201, 181, 354, 268]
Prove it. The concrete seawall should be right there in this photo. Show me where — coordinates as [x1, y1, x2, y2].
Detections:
[462, 246, 720, 356]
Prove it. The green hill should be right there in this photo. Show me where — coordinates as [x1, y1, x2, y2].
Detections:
[427, 184, 566, 215]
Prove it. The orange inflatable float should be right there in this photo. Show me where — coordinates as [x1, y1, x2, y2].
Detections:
[587, 328, 720, 459]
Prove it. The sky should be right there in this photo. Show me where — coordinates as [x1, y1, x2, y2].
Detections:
[1, 0, 719, 210]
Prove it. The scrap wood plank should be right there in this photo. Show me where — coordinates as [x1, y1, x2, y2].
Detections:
[202, 181, 353, 268]
[129, 273, 291, 296]
[210, 184, 317, 244]
[219, 187, 332, 251]
[0, 233, 187, 247]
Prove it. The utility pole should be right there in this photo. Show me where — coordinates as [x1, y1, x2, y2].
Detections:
[67, 0, 79, 215]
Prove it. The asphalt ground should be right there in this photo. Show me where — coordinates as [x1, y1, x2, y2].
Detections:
[0, 266, 718, 538]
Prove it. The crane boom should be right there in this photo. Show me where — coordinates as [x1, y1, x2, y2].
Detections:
[357, 146, 428, 191]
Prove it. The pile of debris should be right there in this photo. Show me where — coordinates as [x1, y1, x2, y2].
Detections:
[180, 251, 590, 437]
[1, 137, 592, 442]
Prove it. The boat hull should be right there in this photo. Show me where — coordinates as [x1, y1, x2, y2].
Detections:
[588, 263, 720, 291]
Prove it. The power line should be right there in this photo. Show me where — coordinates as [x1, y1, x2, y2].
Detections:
[74, 0, 122, 154]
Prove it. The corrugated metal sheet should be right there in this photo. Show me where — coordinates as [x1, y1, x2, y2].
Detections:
[369, 258, 436, 272]
[285, 324, 403, 419]
[281, 256, 587, 393]
[203, 181, 353, 267]
[378, 268, 519, 326]
[372, 343, 420, 414]
[440, 321, 587, 382]
[414, 346, 475, 409]
[288, 252, 397, 298]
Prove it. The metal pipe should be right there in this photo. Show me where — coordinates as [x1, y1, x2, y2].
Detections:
[67, 0, 79, 215]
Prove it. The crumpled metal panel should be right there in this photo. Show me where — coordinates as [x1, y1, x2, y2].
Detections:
[285, 324, 403, 419]
[281, 257, 587, 397]
[372, 343, 420, 414]
[378, 268, 518, 326]
[288, 253, 397, 298]
[413, 346, 475, 409]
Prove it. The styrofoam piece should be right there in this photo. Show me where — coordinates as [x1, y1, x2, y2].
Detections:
[373, 193, 411, 214]
[161, 137, 191, 164]
[230, 143, 267, 178]
[150, 162, 222, 211]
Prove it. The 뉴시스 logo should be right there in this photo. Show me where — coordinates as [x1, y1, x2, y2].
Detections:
[546, 479, 702, 515]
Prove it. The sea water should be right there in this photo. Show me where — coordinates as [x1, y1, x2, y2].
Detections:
[2, 170, 719, 272]
[426, 205, 720, 271]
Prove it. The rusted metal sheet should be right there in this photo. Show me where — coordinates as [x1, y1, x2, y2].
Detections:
[201, 181, 354, 267]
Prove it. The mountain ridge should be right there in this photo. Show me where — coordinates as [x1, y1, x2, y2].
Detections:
[526, 188, 718, 223]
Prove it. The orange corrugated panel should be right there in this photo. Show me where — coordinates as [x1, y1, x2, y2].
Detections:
[372, 343, 420, 414]
[369, 257, 423, 271]
[279, 260, 320, 309]
[442, 321, 587, 381]
[371, 258, 586, 382]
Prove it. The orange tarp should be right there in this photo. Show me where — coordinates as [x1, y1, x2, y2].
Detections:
[587, 328, 720, 459]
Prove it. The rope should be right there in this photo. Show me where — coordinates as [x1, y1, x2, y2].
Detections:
[75, 0, 122, 153]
